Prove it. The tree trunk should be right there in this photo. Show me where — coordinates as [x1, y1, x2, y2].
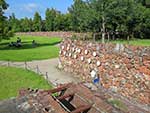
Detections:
[107, 32, 110, 42]
[93, 33, 96, 42]
[127, 35, 130, 44]
[101, 16, 105, 43]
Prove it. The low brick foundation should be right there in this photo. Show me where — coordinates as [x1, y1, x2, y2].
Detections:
[16, 32, 73, 38]
[59, 39, 150, 104]
[16, 32, 83, 38]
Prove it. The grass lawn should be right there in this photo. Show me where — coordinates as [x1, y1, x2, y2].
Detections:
[0, 66, 52, 100]
[110, 39, 150, 46]
[0, 35, 62, 61]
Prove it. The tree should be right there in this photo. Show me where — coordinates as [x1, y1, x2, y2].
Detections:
[8, 13, 21, 32]
[79, 0, 149, 41]
[54, 13, 72, 31]
[4, 0, 149, 39]
[69, 0, 88, 32]
[45, 8, 57, 31]
[20, 17, 33, 32]
[89, 0, 121, 43]
[62, 13, 72, 31]
[33, 12, 42, 31]
[0, 0, 13, 41]
[139, 7, 150, 38]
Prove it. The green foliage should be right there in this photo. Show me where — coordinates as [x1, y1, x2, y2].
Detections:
[68, 0, 150, 39]
[33, 12, 42, 31]
[0, 0, 14, 41]
[0, 35, 61, 61]
[0, 66, 52, 100]
[108, 98, 128, 112]
[8, 13, 21, 32]
[110, 39, 150, 46]
[3, 0, 150, 39]
[19, 17, 33, 32]
[45, 8, 57, 31]
[54, 13, 72, 31]
[69, 0, 89, 32]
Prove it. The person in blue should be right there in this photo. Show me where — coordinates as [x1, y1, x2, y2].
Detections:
[93, 77, 100, 84]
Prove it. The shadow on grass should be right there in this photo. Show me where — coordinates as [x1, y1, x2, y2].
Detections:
[0, 41, 61, 50]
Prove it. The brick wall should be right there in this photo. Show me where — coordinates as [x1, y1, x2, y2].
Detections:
[16, 32, 85, 38]
[59, 39, 150, 104]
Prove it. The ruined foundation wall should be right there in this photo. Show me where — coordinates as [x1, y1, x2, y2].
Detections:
[59, 39, 150, 104]
[16, 32, 85, 38]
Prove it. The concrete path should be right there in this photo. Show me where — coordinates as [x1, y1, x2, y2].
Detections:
[0, 58, 80, 86]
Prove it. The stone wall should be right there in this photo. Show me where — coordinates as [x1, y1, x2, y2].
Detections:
[16, 32, 85, 38]
[16, 32, 73, 38]
[59, 39, 150, 105]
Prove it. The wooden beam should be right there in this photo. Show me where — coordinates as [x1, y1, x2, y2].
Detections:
[71, 105, 91, 113]
[57, 93, 74, 100]
[40, 83, 72, 94]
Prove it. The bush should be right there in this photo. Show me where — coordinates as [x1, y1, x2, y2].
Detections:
[7, 30, 14, 38]
[1, 27, 14, 40]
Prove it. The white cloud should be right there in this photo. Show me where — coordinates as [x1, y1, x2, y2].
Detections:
[23, 3, 38, 13]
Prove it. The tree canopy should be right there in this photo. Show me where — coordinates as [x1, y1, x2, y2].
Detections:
[0, 0, 14, 41]
[1, 0, 150, 40]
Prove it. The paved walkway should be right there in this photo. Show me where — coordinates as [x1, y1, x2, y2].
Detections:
[0, 58, 80, 86]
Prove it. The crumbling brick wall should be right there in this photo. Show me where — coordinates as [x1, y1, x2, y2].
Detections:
[59, 39, 150, 104]
[16, 32, 73, 38]
[16, 32, 87, 38]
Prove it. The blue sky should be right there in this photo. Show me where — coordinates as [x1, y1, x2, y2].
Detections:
[5, 0, 73, 19]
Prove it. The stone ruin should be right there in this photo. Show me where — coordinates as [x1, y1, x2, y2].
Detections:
[0, 83, 149, 113]
[59, 39, 150, 105]
[16, 32, 73, 38]
[1, 36, 149, 113]
[16, 32, 87, 39]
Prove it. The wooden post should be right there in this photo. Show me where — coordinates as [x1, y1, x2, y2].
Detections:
[8, 60, 10, 67]
[25, 62, 27, 70]
[107, 32, 110, 42]
[46, 72, 48, 79]
[36, 65, 39, 74]
[93, 33, 96, 42]
[127, 35, 130, 44]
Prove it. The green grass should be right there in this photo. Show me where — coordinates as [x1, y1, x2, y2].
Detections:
[110, 39, 150, 46]
[108, 98, 128, 112]
[0, 66, 52, 100]
[0, 35, 62, 61]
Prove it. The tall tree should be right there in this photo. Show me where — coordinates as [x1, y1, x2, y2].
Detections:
[45, 8, 57, 31]
[54, 13, 72, 31]
[20, 17, 33, 32]
[0, 0, 13, 40]
[8, 13, 21, 32]
[89, 0, 118, 43]
[33, 12, 42, 31]
[69, 0, 88, 32]
[81, 0, 149, 41]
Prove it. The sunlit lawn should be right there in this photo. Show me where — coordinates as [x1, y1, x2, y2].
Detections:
[111, 39, 150, 46]
[0, 66, 52, 100]
[0, 35, 62, 61]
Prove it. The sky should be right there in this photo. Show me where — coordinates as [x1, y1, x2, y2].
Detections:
[5, 0, 73, 19]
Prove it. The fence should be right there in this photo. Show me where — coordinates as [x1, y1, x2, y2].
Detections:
[0, 60, 56, 87]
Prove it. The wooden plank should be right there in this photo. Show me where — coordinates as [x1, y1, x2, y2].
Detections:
[57, 93, 74, 100]
[71, 105, 91, 113]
